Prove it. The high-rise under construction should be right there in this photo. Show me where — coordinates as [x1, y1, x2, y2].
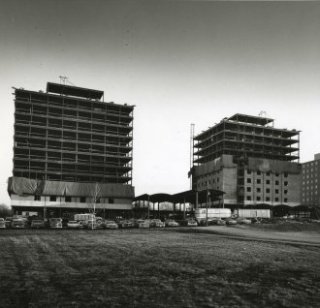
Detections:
[191, 113, 301, 207]
[8, 82, 134, 217]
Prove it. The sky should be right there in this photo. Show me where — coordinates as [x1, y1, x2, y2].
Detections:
[0, 0, 320, 205]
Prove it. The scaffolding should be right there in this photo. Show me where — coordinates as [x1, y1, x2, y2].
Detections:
[193, 113, 300, 165]
[12, 82, 134, 185]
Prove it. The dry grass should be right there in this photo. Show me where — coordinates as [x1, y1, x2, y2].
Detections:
[0, 229, 319, 307]
[250, 220, 320, 232]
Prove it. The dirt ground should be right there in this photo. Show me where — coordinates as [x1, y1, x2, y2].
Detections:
[0, 228, 319, 308]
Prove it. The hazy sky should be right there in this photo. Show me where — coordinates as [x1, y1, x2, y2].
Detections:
[0, 0, 320, 204]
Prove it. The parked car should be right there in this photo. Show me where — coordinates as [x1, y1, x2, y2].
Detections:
[132, 219, 145, 228]
[180, 218, 198, 227]
[0, 218, 5, 229]
[31, 219, 46, 229]
[138, 219, 151, 228]
[94, 218, 105, 229]
[118, 220, 135, 228]
[12, 218, 27, 229]
[208, 218, 226, 226]
[150, 219, 165, 228]
[226, 219, 237, 225]
[83, 219, 98, 229]
[67, 220, 83, 229]
[49, 218, 63, 229]
[165, 219, 179, 227]
[62, 217, 69, 228]
[236, 218, 251, 225]
[103, 220, 119, 229]
[251, 217, 261, 224]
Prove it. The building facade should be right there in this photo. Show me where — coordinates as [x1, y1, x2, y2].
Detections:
[8, 82, 135, 217]
[301, 154, 320, 207]
[192, 114, 301, 207]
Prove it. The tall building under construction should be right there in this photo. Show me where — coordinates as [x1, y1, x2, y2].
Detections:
[192, 114, 301, 207]
[8, 82, 134, 217]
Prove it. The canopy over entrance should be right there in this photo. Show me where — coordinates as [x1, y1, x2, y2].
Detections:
[134, 189, 224, 204]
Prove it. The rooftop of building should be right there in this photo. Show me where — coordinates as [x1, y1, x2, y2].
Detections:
[13, 82, 134, 110]
[302, 153, 320, 165]
[228, 113, 274, 126]
[195, 113, 300, 140]
[46, 82, 104, 100]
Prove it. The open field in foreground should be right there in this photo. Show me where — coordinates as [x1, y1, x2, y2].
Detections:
[193, 222, 320, 246]
[0, 228, 320, 308]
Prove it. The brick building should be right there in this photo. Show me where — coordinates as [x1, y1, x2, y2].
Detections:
[301, 154, 320, 207]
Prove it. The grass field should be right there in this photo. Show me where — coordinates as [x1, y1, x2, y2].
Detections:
[0, 228, 320, 308]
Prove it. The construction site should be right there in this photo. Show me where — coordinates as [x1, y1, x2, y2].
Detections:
[8, 82, 135, 218]
[191, 113, 302, 209]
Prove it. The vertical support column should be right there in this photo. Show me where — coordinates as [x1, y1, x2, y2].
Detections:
[298, 132, 300, 163]
[206, 189, 209, 226]
[158, 202, 160, 219]
[195, 191, 198, 210]
[28, 93, 32, 179]
[130, 107, 134, 185]
[190, 123, 195, 190]
[61, 96, 64, 181]
[43, 207, 47, 220]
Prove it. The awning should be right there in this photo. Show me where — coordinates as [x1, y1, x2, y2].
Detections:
[134, 189, 224, 204]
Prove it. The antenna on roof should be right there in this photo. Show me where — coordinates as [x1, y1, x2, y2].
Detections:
[59, 76, 75, 86]
[59, 76, 68, 85]
[259, 111, 267, 117]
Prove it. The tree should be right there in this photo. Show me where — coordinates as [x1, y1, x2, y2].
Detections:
[0, 204, 12, 218]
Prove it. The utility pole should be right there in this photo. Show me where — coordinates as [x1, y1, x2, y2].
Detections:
[189, 123, 195, 190]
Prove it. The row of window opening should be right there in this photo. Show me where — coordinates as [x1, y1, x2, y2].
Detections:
[35, 195, 114, 203]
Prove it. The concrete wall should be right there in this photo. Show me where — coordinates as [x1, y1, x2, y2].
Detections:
[193, 155, 301, 207]
[192, 155, 238, 205]
[10, 194, 133, 210]
[221, 167, 238, 205]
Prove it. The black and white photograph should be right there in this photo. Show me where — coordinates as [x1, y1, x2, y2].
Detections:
[0, 0, 320, 307]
